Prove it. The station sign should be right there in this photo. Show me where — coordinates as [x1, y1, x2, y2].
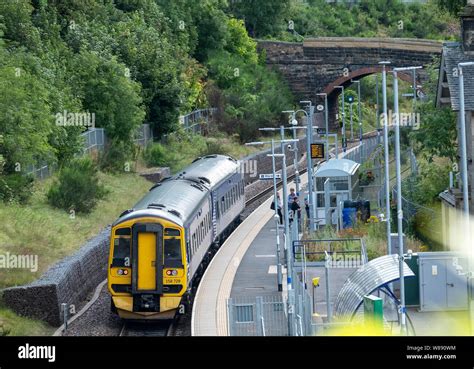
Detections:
[259, 173, 282, 180]
[310, 143, 325, 159]
[316, 104, 324, 112]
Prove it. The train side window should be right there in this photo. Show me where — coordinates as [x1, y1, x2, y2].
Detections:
[164, 238, 182, 267]
[112, 238, 130, 267]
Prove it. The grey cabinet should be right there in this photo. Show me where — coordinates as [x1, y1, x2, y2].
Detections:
[418, 252, 468, 312]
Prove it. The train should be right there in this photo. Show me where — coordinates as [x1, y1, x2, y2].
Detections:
[107, 154, 245, 320]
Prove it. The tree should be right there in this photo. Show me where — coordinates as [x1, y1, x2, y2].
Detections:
[435, 0, 467, 15]
[71, 51, 145, 147]
[228, 0, 291, 38]
[411, 59, 458, 162]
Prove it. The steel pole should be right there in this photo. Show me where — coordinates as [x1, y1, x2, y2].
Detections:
[342, 89, 346, 152]
[293, 126, 300, 195]
[350, 102, 354, 141]
[271, 139, 283, 292]
[458, 66, 471, 226]
[305, 109, 316, 231]
[381, 64, 392, 257]
[358, 81, 362, 141]
[376, 74, 380, 143]
[280, 127, 291, 259]
[393, 70, 407, 335]
[325, 95, 329, 161]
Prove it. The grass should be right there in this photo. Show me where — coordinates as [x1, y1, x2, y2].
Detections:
[304, 220, 424, 261]
[0, 171, 151, 289]
[0, 304, 55, 336]
[146, 131, 259, 173]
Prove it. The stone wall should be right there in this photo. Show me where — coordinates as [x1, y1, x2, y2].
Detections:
[2, 227, 111, 326]
[258, 38, 442, 129]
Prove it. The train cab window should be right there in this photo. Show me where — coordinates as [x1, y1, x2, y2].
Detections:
[164, 238, 182, 267]
[112, 238, 130, 267]
[165, 228, 181, 237]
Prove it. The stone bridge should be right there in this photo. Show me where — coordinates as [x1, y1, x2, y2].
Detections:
[258, 37, 442, 129]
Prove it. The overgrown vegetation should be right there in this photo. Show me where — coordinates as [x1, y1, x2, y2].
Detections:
[233, 0, 458, 41]
[47, 158, 107, 214]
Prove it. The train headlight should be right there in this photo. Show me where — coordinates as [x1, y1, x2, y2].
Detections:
[172, 270, 178, 276]
[166, 270, 172, 276]
[117, 269, 123, 275]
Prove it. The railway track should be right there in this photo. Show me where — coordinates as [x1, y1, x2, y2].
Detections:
[63, 131, 377, 337]
[245, 129, 381, 207]
[119, 320, 175, 337]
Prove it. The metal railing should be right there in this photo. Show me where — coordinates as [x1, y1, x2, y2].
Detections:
[179, 108, 217, 135]
[227, 295, 288, 336]
[134, 124, 153, 147]
[25, 125, 150, 179]
[82, 128, 105, 154]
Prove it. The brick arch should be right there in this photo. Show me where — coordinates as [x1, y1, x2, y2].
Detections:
[323, 66, 417, 97]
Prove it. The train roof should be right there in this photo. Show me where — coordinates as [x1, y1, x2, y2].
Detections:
[113, 155, 240, 228]
[173, 155, 240, 189]
[113, 179, 208, 227]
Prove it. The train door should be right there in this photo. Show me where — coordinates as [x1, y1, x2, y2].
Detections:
[131, 223, 163, 312]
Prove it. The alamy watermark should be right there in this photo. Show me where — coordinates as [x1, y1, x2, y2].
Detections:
[55, 110, 95, 127]
[326, 252, 362, 268]
[0, 253, 38, 272]
[379, 110, 420, 130]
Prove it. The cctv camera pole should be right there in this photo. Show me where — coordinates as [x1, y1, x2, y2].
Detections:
[379, 61, 392, 258]
[458, 63, 472, 232]
[292, 126, 300, 195]
[301, 102, 316, 232]
[393, 68, 407, 335]
[391, 69, 408, 335]
[393, 65, 422, 335]
[271, 139, 283, 292]
[458, 63, 474, 331]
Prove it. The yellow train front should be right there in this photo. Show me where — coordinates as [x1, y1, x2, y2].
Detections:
[108, 155, 244, 320]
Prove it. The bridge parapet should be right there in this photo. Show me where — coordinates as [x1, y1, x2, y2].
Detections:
[258, 37, 443, 129]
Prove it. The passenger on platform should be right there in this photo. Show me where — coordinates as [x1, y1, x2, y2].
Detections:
[304, 197, 310, 219]
[287, 188, 299, 210]
[271, 193, 284, 225]
[289, 196, 301, 225]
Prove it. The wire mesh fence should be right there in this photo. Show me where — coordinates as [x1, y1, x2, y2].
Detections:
[227, 295, 288, 336]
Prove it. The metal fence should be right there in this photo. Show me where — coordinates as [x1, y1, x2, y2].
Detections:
[25, 125, 153, 179]
[344, 134, 381, 164]
[227, 295, 288, 336]
[179, 108, 217, 134]
[134, 124, 153, 147]
[82, 128, 105, 154]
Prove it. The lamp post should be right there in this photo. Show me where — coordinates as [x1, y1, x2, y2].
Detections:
[458, 62, 473, 230]
[379, 61, 392, 260]
[351, 79, 362, 141]
[259, 126, 306, 201]
[458, 63, 474, 328]
[283, 105, 316, 232]
[316, 93, 329, 161]
[335, 86, 346, 152]
[393, 65, 422, 335]
[349, 101, 354, 141]
[245, 138, 299, 293]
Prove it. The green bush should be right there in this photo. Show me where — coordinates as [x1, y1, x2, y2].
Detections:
[99, 140, 136, 173]
[0, 174, 34, 204]
[47, 158, 107, 214]
[144, 143, 170, 168]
